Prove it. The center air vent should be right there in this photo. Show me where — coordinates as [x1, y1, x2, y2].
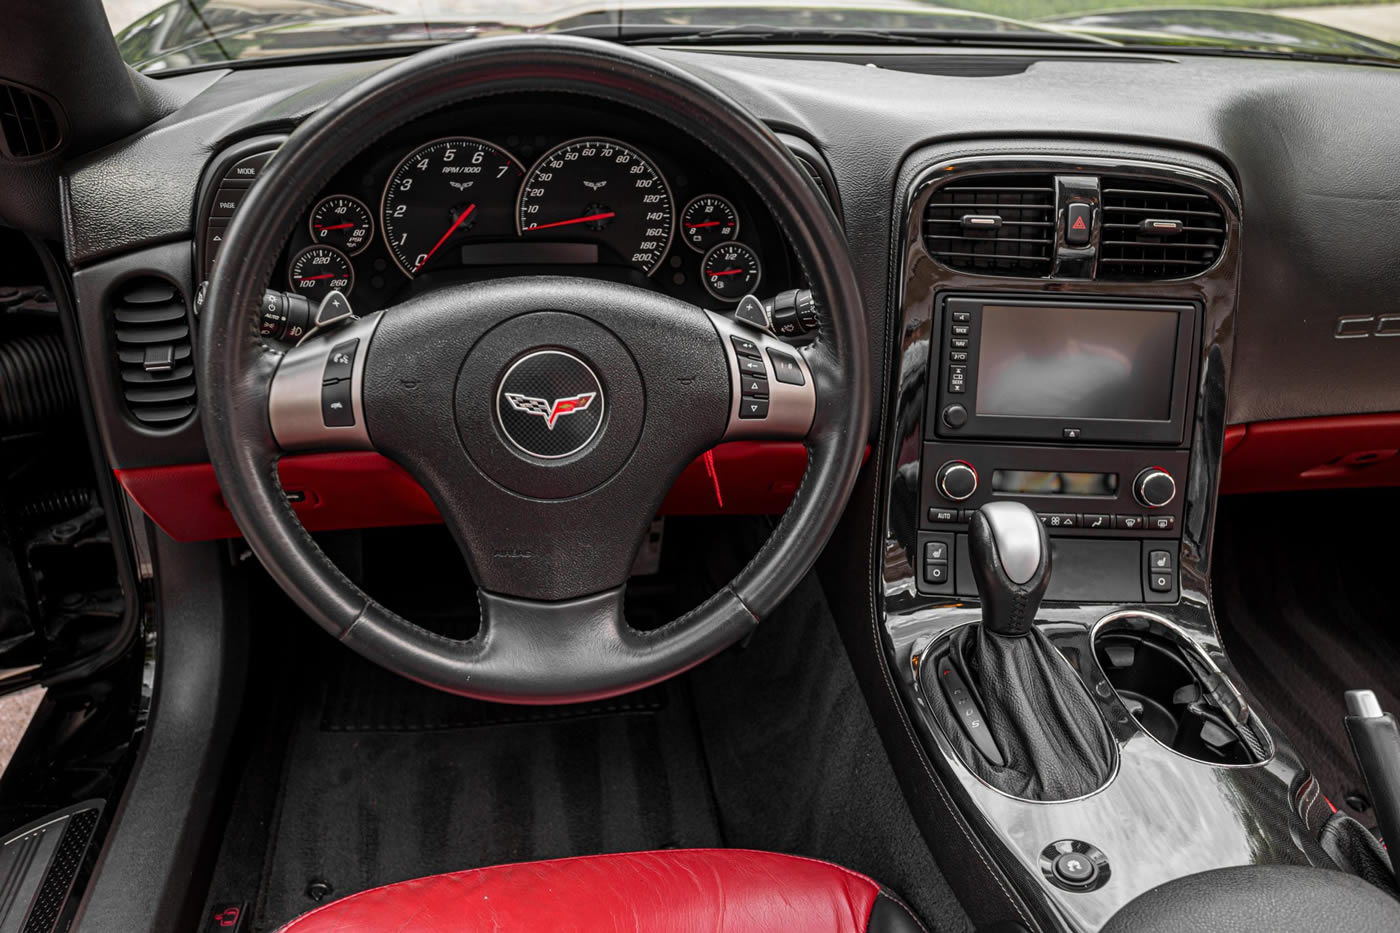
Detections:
[1099, 178, 1225, 280]
[923, 174, 1055, 275]
[111, 278, 196, 426]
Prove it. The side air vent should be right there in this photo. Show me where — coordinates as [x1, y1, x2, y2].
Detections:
[1098, 178, 1225, 279]
[111, 278, 196, 426]
[924, 174, 1055, 275]
[0, 80, 63, 160]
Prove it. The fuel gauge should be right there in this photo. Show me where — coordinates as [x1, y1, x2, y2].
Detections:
[701, 241, 761, 302]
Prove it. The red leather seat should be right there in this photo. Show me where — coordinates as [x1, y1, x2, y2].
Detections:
[279, 848, 926, 932]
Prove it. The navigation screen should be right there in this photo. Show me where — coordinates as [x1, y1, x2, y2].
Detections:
[975, 305, 1179, 421]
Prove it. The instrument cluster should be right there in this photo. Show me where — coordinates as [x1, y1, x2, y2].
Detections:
[270, 99, 796, 317]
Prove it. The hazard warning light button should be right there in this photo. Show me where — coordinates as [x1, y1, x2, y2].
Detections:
[1065, 201, 1092, 247]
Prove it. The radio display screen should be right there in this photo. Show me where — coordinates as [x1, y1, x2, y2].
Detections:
[975, 305, 1180, 421]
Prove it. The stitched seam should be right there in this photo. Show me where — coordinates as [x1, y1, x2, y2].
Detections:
[861, 154, 1037, 929]
[278, 848, 880, 930]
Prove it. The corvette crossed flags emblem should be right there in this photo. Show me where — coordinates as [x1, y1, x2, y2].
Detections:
[503, 392, 597, 429]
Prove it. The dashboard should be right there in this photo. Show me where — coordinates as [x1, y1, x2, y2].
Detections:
[197, 97, 801, 329]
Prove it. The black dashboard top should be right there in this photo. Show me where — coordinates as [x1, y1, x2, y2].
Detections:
[59, 43, 1400, 440]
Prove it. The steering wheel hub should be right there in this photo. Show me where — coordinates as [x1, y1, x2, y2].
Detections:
[497, 349, 606, 460]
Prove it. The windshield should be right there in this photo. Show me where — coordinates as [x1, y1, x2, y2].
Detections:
[104, 0, 1400, 72]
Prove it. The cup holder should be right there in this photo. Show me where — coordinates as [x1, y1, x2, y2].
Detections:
[1093, 614, 1271, 766]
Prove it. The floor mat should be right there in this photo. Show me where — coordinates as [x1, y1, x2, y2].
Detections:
[253, 651, 723, 930]
[1214, 491, 1400, 827]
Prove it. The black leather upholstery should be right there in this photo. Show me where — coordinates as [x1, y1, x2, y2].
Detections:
[928, 624, 1116, 801]
[1101, 865, 1400, 933]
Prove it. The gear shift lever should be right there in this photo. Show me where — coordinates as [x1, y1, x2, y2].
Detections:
[967, 501, 1052, 638]
[922, 501, 1116, 800]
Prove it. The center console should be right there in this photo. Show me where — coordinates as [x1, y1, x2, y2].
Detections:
[873, 146, 1359, 932]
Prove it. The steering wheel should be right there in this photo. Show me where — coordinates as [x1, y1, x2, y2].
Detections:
[200, 35, 869, 702]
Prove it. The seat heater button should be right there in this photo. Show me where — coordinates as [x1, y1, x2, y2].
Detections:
[767, 348, 805, 386]
[1052, 852, 1098, 887]
[323, 338, 359, 383]
[738, 397, 769, 419]
[729, 334, 761, 359]
[322, 379, 355, 427]
[1148, 549, 1173, 572]
[924, 540, 948, 562]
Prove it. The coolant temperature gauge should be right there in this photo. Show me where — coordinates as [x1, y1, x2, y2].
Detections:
[288, 245, 354, 303]
[700, 241, 761, 302]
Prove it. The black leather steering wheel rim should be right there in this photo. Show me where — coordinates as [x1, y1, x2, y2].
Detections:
[200, 35, 869, 702]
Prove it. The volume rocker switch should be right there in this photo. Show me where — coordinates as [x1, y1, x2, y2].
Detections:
[321, 338, 359, 427]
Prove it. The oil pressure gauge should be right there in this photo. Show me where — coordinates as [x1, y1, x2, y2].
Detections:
[701, 241, 761, 302]
[309, 195, 374, 254]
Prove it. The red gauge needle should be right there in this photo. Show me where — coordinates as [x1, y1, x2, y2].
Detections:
[413, 203, 476, 273]
[524, 211, 616, 232]
[316, 222, 356, 230]
[298, 273, 339, 281]
[709, 269, 745, 277]
[688, 221, 722, 229]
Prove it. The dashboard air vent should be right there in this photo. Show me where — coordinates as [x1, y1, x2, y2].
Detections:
[924, 174, 1055, 275]
[0, 80, 62, 159]
[1098, 178, 1225, 279]
[111, 278, 196, 426]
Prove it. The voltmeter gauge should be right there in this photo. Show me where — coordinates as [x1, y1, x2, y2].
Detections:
[309, 195, 374, 254]
[700, 241, 761, 302]
[681, 194, 738, 252]
[288, 245, 354, 303]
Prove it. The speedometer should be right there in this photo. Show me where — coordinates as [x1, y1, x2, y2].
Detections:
[381, 137, 524, 277]
[517, 138, 674, 276]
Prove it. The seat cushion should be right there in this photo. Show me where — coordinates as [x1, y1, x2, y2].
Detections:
[279, 848, 926, 932]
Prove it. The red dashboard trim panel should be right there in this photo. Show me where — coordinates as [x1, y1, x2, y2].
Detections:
[117, 414, 1400, 542]
[115, 442, 808, 542]
[1221, 413, 1400, 494]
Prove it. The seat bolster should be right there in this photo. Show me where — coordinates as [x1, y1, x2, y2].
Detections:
[280, 848, 897, 932]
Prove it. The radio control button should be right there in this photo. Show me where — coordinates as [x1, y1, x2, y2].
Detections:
[1114, 514, 1145, 530]
[951, 311, 972, 323]
[951, 324, 970, 336]
[935, 461, 978, 502]
[949, 350, 968, 362]
[941, 404, 968, 428]
[948, 382, 965, 394]
[950, 338, 969, 349]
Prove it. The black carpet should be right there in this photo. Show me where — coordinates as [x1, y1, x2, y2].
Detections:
[248, 652, 722, 930]
[1214, 490, 1400, 828]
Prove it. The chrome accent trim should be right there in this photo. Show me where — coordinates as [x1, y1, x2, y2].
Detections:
[705, 311, 815, 441]
[269, 311, 383, 451]
[1346, 689, 1384, 719]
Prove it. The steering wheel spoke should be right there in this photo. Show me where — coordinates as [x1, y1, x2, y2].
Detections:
[269, 311, 384, 453]
[707, 312, 817, 441]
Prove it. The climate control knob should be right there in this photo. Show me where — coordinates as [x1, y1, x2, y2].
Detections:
[1133, 468, 1177, 509]
[936, 460, 979, 502]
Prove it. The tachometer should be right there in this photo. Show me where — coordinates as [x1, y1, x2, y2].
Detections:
[381, 137, 524, 277]
[517, 138, 674, 276]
